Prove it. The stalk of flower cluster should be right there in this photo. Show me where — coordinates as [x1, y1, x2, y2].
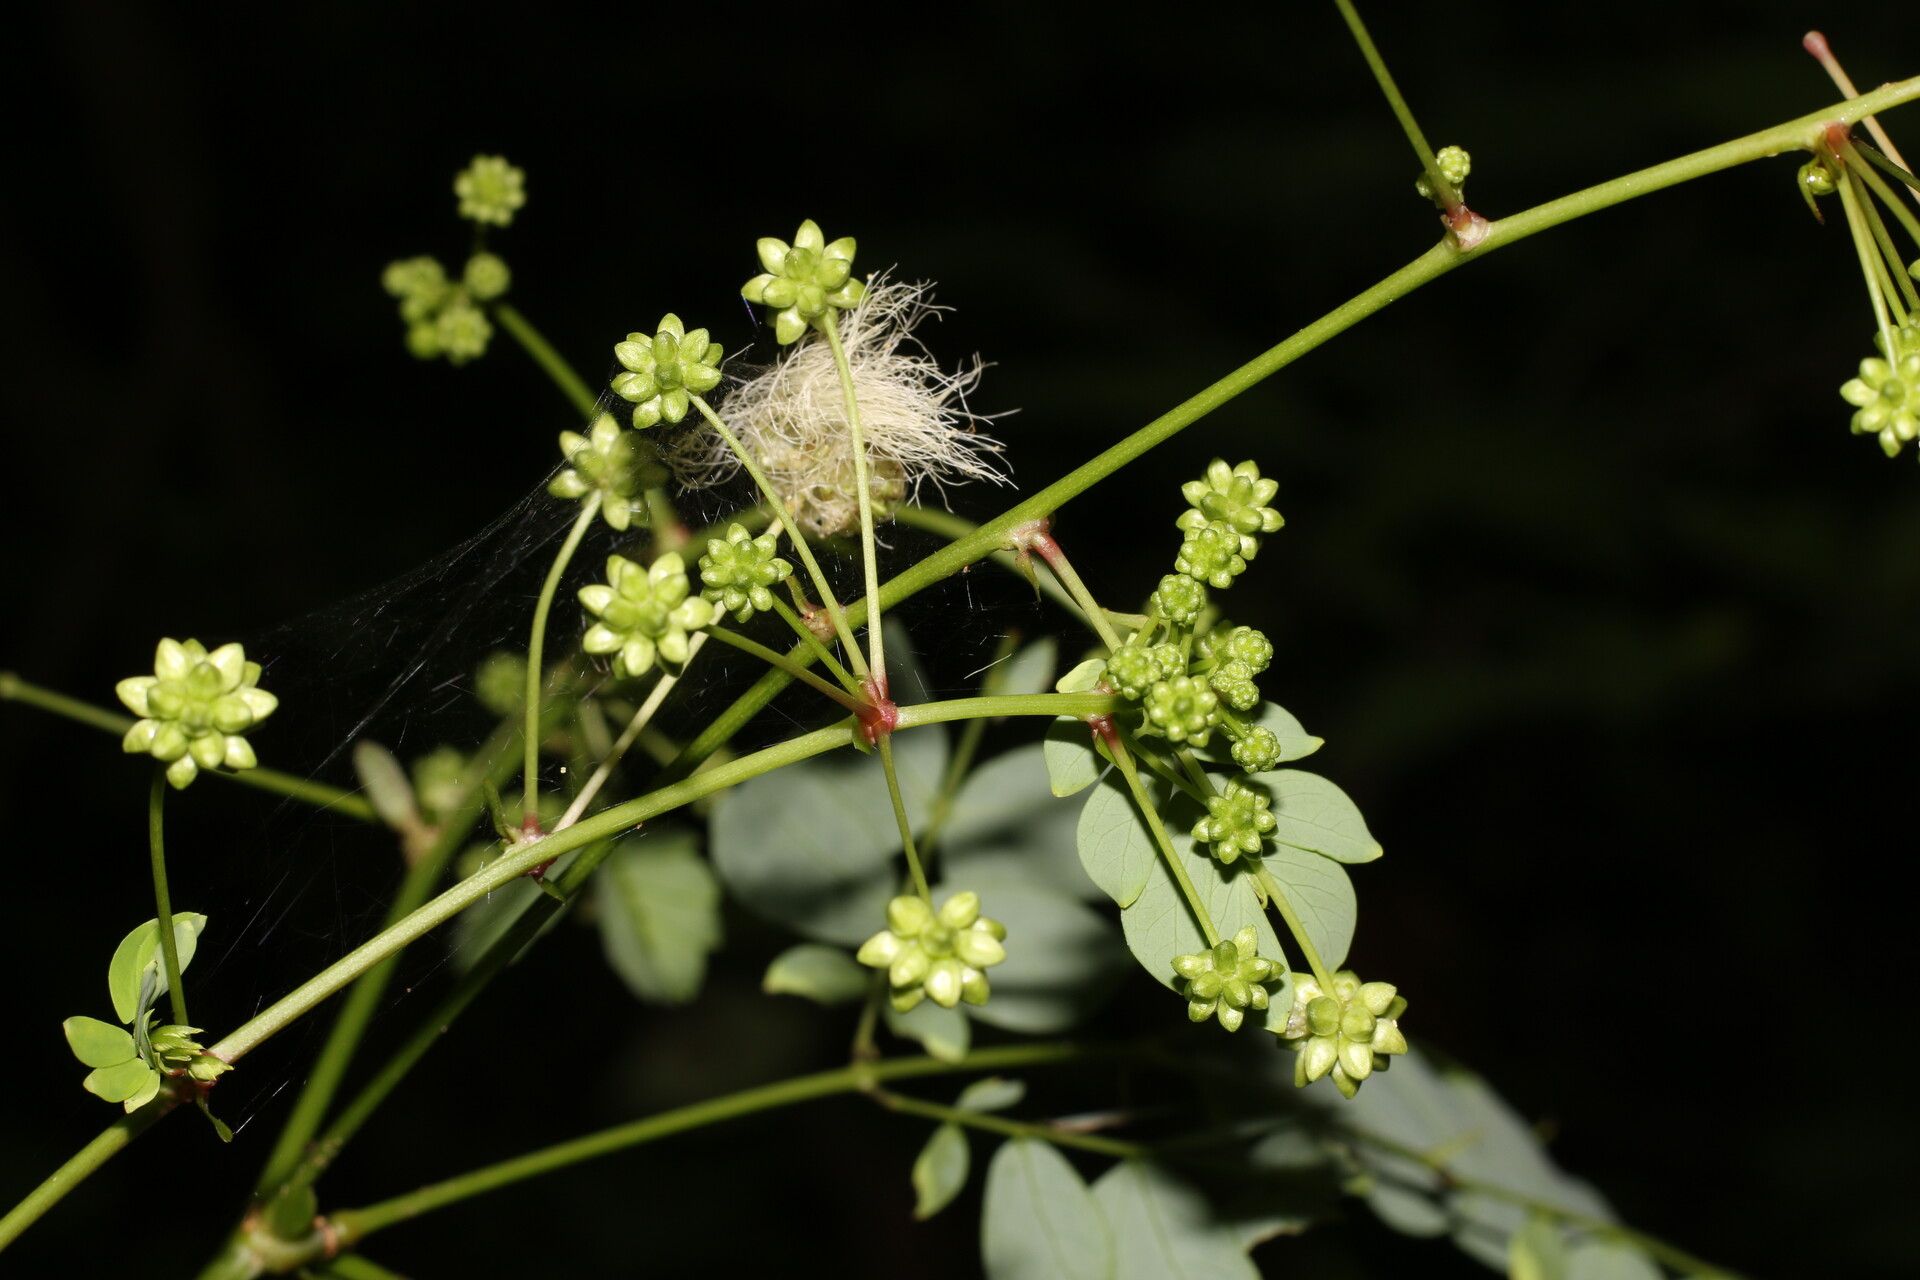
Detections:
[555, 633, 707, 832]
[146, 769, 189, 1026]
[1107, 735, 1219, 946]
[876, 737, 932, 901]
[1839, 171, 1903, 355]
[1333, 0, 1458, 209]
[691, 396, 867, 684]
[819, 312, 890, 691]
[523, 492, 601, 824]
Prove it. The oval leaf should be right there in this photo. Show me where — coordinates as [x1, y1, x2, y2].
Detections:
[1566, 1241, 1662, 1280]
[63, 1017, 135, 1069]
[108, 914, 207, 1023]
[1201, 703, 1322, 765]
[912, 1122, 970, 1220]
[1091, 1160, 1258, 1280]
[1251, 769, 1381, 864]
[1045, 718, 1102, 798]
[762, 944, 870, 1005]
[83, 1058, 156, 1105]
[1258, 844, 1357, 972]
[1076, 778, 1158, 908]
[598, 831, 722, 1005]
[712, 729, 947, 945]
[951, 878, 1128, 1034]
[1122, 832, 1281, 991]
[885, 999, 970, 1062]
[981, 1138, 1113, 1280]
[956, 1076, 1026, 1113]
[995, 639, 1057, 697]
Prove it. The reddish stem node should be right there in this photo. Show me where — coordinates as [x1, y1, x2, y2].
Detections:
[1444, 204, 1491, 250]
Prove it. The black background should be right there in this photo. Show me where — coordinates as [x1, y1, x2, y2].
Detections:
[3, 2, 1917, 1276]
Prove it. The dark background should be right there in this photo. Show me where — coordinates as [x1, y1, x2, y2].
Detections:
[3, 2, 1917, 1276]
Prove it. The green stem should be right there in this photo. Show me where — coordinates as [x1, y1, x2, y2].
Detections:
[874, 1090, 1145, 1159]
[691, 396, 868, 680]
[1108, 736, 1218, 946]
[769, 595, 858, 692]
[492, 303, 598, 420]
[1254, 863, 1337, 993]
[556, 637, 703, 831]
[893, 693, 1117, 729]
[819, 312, 888, 688]
[1852, 163, 1920, 313]
[1332, 0, 1458, 208]
[664, 78, 1920, 784]
[147, 768, 189, 1026]
[705, 626, 864, 713]
[0, 674, 376, 821]
[1853, 149, 1920, 252]
[875, 737, 931, 900]
[1034, 537, 1125, 651]
[918, 632, 1018, 862]
[312, 1257, 410, 1280]
[0, 1098, 175, 1251]
[1840, 172, 1901, 351]
[251, 716, 526, 1198]
[328, 1043, 1103, 1249]
[524, 493, 601, 824]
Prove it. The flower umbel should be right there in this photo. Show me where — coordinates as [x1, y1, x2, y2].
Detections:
[1841, 338, 1920, 457]
[698, 524, 792, 622]
[1172, 926, 1284, 1032]
[454, 155, 526, 227]
[1179, 459, 1284, 555]
[118, 640, 277, 789]
[548, 413, 660, 532]
[1191, 779, 1276, 864]
[741, 219, 867, 344]
[1277, 970, 1408, 1099]
[578, 553, 718, 680]
[857, 891, 1007, 1012]
[612, 314, 724, 429]
[1143, 675, 1218, 746]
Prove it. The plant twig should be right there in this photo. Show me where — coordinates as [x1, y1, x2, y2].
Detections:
[146, 769, 189, 1026]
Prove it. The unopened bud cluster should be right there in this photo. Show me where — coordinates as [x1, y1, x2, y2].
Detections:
[578, 552, 718, 680]
[380, 157, 526, 363]
[118, 639, 277, 789]
[857, 891, 1007, 1012]
[549, 412, 667, 532]
[698, 524, 792, 622]
[1276, 970, 1408, 1098]
[1172, 926, 1284, 1032]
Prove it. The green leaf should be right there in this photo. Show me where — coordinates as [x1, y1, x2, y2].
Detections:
[1510, 1216, 1569, 1280]
[107, 914, 207, 1023]
[762, 944, 870, 1005]
[597, 830, 722, 1004]
[83, 1058, 157, 1105]
[1045, 717, 1103, 798]
[1055, 658, 1106, 693]
[995, 638, 1057, 696]
[1566, 1241, 1661, 1280]
[351, 739, 420, 831]
[1090, 1160, 1258, 1280]
[885, 998, 970, 1062]
[912, 1122, 970, 1220]
[943, 745, 1103, 904]
[1075, 777, 1157, 908]
[711, 727, 947, 945]
[1203, 703, 1322, 764]
[63, 1016, 135, 1069]
[1257, 844, 1357, 971]
[1121, 831, 1281, 992]
[1251, 769, 1381, 864]
[950, 878, 1128, 1034]
[981, 1138, 1114, 1280]
[956, 1076, 1026, 1113]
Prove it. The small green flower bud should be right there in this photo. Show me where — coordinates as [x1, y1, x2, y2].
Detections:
[1840, 348, 1920, 457]
[1277, 969, 1408, 1099]
[463, 252, 511, 301]
[1170, 925, 1283, 1032]
[1191, 778, 1275, 863]
[741, 219, 867, 344]
[1799, 159, 1837, 198]
[1149, 574, 1207, 627]
[549, 413, 661, 532]
[1175, 520, 1249, 589]
[454, 154, 526, 227]
[579, 552, 719, 680]
[405, 322, 442, 360]
[1208, 660, 1260, 712]
[857, 891, 1008, 1012]
[410, 746, 469, 825]
[383, 256, 451, 322]
[1230, 726, 1282, 772]
[1107, 645, 1180, 700]
[1178, 459, 1283, 554]
[699, 524, 792, 622]
[1414, 145, 1471, 199]
[612, 314, 725, 429]
[1222, 625, 1273, 675]
[1143, 675, 1219, 747]
[474, 652, 527, 717]
[434, 297, 493, 364]
[118, 640, 277, 790]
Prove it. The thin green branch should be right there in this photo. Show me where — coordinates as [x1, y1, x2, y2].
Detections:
[146, 769, 189, 1026]
[1840, 172, 1902, 349]
[705, 625, 865, 713]
[0, 1097, 176, 1250]
[1109, 734, 1218, 945]
[0, 674, 377, 821]
[327, 1043, 1105, 1250]
[1332, 0, 1459, 208]
[556, 636, 704, 831]
[1253, 864, 1337, 994]
[918, 631, 1018, 863]
[1034, 537, 1125, 651]
[874, 1089, 1145, 1158]
[491, 303, 598, 420]
[768, 595, 859, 692]
[893, 692, 1117, 729]
[875, 736, 931, 900]
[523, 493, 601, 824]
[819, 312, 889, 687]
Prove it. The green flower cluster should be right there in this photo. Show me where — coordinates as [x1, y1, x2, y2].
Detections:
[612, 314, 725, 429]
[549, 413, 663, 532]
[1172, 926, 1284, 1032]
[1276, 970, 1408, 1099]
[1841, 326, 1920, 457]
[1191, 779, 1276, 863]
[117, 640, 277, 789]
[1414, 144, 1472, 200]
[699, 524, 792, 622]
[578, 553, 718, 680]
[741, 219, 867, 344]
[1173, 458, 1283, 590]
[381, 253, 509, 364]
[454, 155, 526, 227]
[857, 891, 1007, 1012]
